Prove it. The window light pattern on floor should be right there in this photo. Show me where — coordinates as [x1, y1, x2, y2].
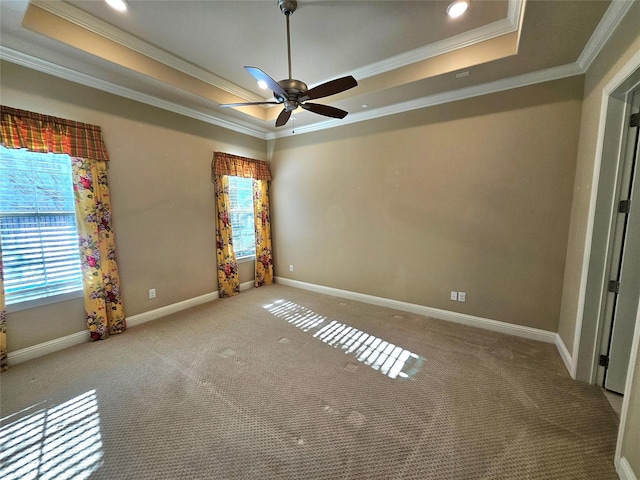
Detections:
[264, 299, 423, 379]
[0, 390, 103, 479]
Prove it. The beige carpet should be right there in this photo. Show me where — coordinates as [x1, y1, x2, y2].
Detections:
[0, 284, 620, 479]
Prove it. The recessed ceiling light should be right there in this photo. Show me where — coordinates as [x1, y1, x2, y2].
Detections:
[447, 0, 469, 18]
[105, 0, 128, 12]
[362, 104, 368, 109]
[257, 80, 268, 90]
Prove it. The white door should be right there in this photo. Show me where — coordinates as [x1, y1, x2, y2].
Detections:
[605, 89, 640, 394]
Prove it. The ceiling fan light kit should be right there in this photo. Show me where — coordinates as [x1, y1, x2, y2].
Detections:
[219, 0, 358, 128]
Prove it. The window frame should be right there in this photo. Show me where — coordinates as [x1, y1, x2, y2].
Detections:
[0, 147, 84, 311]
[5, 290, 84, 313]
[226, 175, 256, 261]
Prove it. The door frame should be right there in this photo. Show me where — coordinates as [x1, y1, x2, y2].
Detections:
[574, 53, 640, 384]
[601, 87, 640, 392]
[571, 49, 640, 471]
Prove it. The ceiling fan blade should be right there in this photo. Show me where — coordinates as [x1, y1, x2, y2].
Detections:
[276, 109, 292, 127]
[303, 76, 358, 101]
[245, 66, 288, 99]
[219, 101, 281, 108]
[301, 103, 349, 120]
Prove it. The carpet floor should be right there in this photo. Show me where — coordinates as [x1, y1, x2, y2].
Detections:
[0, 284, 620, 479]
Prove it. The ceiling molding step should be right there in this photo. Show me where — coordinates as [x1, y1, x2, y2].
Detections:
[0, 46, 270, 140]
[347, 0, 524, 82]
[348, 16, 520, 82]
[269, 62, 584, 139]
[30, 0, 266, 104]
[577, 0, 636, 72]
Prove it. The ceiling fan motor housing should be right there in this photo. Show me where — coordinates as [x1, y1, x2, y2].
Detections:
[276, 78, 309, 106]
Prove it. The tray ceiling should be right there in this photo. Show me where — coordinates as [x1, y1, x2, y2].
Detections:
[0, 1, 625, 138]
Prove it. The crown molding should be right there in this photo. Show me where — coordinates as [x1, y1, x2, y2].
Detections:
[348, 0, 524, 82]
[269, 62, 584, 139]
[0, 46, 270, 140]
[0, 45, 590, 142]
[30, 0, 266, 104]
[507, 0, 525, 26]
[576, 0, 636, 72]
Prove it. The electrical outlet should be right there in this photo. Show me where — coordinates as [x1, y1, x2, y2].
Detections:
[149, 288, 156, 299]
[458, 292, 466, 302]
[289, 264, 294, 272]
[450, 291, 458, 301]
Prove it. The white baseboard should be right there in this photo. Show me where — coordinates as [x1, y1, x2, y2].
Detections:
[7, 278, 558, 366]
[126, 291, 220, 328]
[554, 333, 574, 377]
[275, 277, 557, 344]
[7, 280, 256, 365]
[124, 280, 255, 328]
[617, 457, 639, 480]
[8, 330, 89, 365]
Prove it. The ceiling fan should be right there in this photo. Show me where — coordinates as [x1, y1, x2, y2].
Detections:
[219, 0, 358, 127]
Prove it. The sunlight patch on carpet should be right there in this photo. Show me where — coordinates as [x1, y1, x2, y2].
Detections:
[0, 389, 103, 479]
[264, 299, 423, 379]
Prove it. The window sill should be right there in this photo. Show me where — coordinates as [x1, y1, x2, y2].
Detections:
[236, 255, 255, 264]
[5, 290, 84, 313]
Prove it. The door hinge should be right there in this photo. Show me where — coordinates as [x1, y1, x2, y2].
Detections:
[631, 113, 639, 128]
[599, 355, 609, 368]
[619, 199, 631, 214]
[608, 280, 620, 294]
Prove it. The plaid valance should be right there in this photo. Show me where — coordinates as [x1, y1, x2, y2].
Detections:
[213, 151, 271, 181]
[0, 106, 110, 162]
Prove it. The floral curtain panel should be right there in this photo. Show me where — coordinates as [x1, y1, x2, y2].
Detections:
[0, 106, 126, 346]
[253, 179, 274, 287]
[212, 151, 274, 293]
[72, 157, 126, 340]
[214, 174, 240, 297]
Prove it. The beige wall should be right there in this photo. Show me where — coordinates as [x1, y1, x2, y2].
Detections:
[1, 61, 265, 351]
[269, 76, 583, 332]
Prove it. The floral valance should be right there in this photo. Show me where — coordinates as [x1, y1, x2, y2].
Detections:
[213, 151, 271, 181]
[0, 105, 110, 162]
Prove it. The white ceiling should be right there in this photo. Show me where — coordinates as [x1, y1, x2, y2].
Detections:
[0, 1, 630, 139]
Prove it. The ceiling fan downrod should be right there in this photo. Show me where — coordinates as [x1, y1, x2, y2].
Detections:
[277, 0, 306, 112]
[279, 0, 297, 80]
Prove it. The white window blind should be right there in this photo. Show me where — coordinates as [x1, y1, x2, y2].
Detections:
[227, 176, 255, 259]
[0, 146, 83, 305]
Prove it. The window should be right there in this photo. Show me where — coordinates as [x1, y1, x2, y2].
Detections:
[227, 176, 255, 259]
[0, 146, 83, 307]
